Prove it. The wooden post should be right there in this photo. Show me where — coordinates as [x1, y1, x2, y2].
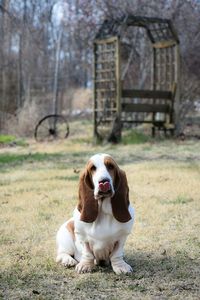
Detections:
[93, 42, 97, 140]
[174, 44, 180, 134]
[152, 47, 156, 134]
[116, 38, 121, 117]
[115, 37, 122, 141]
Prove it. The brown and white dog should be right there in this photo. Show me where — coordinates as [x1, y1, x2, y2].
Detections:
[56, 153, 134, 274]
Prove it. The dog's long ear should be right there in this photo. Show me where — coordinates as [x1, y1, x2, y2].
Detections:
[111, 168, 132, 223]
[77, 170, 98, 223]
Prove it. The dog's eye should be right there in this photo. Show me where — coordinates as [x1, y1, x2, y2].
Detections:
[90, 165, 96, 172]
[106, 163, 114, 171]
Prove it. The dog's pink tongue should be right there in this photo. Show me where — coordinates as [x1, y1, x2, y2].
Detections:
[99, 181, 110, 193]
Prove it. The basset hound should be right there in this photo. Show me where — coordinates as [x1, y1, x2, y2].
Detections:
[56, 153, 134, 274]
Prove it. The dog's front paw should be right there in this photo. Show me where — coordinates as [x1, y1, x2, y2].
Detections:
[56, 254, 77, 267]
[75, 261, 95, 273]
[112, 261, 133, 275]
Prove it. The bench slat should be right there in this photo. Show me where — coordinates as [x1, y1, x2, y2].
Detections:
[122, 103, 170, 113]
[122, 89, 172, 99]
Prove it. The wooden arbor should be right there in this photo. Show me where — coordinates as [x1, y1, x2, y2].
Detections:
[93, 16, 180, 141]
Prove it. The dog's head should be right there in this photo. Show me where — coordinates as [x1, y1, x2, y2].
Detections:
[77, 154, 131, 223]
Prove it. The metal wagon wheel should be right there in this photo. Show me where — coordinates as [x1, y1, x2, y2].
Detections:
[34, 114, 69, 142]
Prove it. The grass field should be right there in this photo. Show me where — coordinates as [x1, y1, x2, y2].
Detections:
[0, 122, 200, 299]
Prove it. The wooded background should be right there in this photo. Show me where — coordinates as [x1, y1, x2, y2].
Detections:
[0, 0, 199, 135]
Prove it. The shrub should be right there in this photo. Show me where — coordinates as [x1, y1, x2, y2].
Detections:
[122, 129, 150, 144]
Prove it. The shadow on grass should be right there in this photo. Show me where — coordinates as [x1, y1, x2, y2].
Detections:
[1, 251, 199, 299]
[126, 250, 199, 295]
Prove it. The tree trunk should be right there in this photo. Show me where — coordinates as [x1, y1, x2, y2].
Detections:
[0, 0, 10, 132]
[52, 27, 62, 115]
[17, 33, 23, 108]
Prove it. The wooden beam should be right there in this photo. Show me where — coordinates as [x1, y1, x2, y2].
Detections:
[122, 89, 172, 99]
[121, 120, 153, 124]
[168, 20, 180, 43]
[94, 36, 118, 44]
[153, 40, 177, 49]
[122, 103, 170, 113]
[126, 16, 170, 26]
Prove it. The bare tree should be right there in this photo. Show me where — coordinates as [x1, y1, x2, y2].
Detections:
[0, 0, 11, 130]
[0, 0, 199, 134]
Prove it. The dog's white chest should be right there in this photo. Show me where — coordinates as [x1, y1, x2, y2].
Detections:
[74, 199, 133, 261]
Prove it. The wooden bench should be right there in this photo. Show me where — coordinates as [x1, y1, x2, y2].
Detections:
[121, 88, 175, 136]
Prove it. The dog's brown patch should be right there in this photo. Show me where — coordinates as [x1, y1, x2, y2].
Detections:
[66, 220, 75, 240]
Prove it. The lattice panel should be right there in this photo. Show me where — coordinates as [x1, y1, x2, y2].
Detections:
[94, 37, 120, 138]
[154, 47, 175, 91]
[148, 22, 175, 43]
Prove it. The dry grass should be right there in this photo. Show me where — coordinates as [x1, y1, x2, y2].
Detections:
[3, 88, 92, 137]
[0, 122, 200, 299]
[71, 88, 92, 111]
[3, 100, 47, 137]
